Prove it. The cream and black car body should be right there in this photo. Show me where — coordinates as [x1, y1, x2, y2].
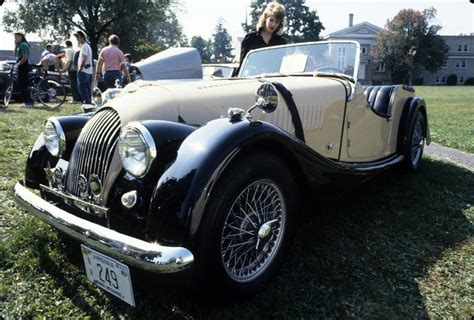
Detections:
[14, 41, 430, 304]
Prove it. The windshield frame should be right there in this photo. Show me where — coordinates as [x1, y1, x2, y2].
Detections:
[238, 40, 361, 82]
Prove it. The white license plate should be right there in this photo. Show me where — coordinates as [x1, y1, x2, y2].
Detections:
[81, 245, 135, 306]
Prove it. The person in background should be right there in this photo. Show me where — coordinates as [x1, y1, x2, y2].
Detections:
[74, 30, 93, 104]
[95, 34, 130, 89]
[121, 53, 137, 86]
[39, 51, 60, 72]
[13, 32, 33, 107]
[41, 44, 53, 59]
[63, 40, 81, 103]
[235, 1, 287, 76]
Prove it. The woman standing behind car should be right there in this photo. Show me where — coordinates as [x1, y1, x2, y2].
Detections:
[13, 32, 33, 107]
[235, 2, 287, 76]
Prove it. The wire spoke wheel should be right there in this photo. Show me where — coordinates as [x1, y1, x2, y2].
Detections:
[3, 78, 14, 106]
[220, 179, 286, 283]
[410, 118, 424, 165]
[37, 79, 66, 110]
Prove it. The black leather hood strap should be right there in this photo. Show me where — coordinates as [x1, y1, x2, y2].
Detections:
[271, 82, 306, 143]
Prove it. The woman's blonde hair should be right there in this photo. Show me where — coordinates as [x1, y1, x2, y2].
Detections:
[256, 2, 286, 35]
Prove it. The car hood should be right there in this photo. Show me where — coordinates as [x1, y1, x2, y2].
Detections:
[100, 75, 346, 202]
[107, 76, 345, 131]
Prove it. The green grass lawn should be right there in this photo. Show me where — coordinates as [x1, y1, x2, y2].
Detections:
[1, 98, 473, 319]
[414, 86, 474, 153]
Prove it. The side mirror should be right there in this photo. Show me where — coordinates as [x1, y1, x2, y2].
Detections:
[255, 82, 279, 114]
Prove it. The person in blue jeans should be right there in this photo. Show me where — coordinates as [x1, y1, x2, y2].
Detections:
[74, 31, 93, 104]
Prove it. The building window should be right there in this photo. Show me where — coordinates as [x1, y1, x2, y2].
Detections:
[458, 44, 463, 52]
[442, 60, 448, 68]
[459, 76, 465, 83]
[441, 75, 446, 83]
[435, 76, 440, 83]
[456, 60, 467, 68]
[464, 45, 469, 52]
[361, 47, 367, 55]
[376, 63, 385, 72]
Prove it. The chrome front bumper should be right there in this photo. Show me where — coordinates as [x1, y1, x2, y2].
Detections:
[13, 182, 194, 273]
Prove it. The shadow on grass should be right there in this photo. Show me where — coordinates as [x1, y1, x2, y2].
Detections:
[0, 107, 27, 113]
[32, 158, 474, 319]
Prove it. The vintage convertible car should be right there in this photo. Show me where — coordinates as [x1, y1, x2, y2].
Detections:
[13, 41, 429, 306]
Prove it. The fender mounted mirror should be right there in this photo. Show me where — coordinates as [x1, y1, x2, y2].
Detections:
[255, 82, 279, 114]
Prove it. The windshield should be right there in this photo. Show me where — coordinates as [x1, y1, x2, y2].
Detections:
[239, 41, 359, 79]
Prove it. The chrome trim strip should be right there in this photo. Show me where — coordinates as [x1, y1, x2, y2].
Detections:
[14, 182, 194, 273]
[40, 184, 108, 217]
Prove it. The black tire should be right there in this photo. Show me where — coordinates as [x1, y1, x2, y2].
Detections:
[403, 111, 426, 171]
[3, 77, 14, 107]
[36, 79, 66, 110]
[192, 153, 299, 298]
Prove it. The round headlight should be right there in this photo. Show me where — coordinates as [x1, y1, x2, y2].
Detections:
[118, 123, 156, 178]
[43, 118, 66, 157]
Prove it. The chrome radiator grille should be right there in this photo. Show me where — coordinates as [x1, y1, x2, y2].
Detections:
[65, 108, 121, 197]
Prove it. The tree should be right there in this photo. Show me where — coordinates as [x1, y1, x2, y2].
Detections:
[211, 18, 234, 63]
[242, 0, 324, 43]
[190, 36, 212, 63]
[371, 8, 449, 84]
[2, 0, 184, 60]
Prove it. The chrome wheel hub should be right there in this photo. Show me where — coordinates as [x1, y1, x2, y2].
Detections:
[220, 179, 286, 283]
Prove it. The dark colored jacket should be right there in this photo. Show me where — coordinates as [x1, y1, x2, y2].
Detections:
[235, 30, 287, 76]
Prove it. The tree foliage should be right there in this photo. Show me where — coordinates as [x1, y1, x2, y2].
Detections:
[2, 0, 186, 60]
[371, 8, 449, 83]
[211, 18, 234, 63]
[190, 36, 212, 63]
[242, 0, 324, 43]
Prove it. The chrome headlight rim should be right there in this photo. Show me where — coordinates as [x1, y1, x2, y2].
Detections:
[44, 117, 66, 157]
[118, 122, 157, 178]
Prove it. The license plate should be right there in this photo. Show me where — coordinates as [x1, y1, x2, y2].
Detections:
[81, 245, 135, 306]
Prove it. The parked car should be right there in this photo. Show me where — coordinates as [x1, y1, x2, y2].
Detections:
[92, 47, 203, 109]
[14, 41, 430, 306]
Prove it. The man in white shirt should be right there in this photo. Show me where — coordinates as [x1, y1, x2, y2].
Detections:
[74, 30, 93, 104]
[62, 40, 81, 102]
[41, 44, 52, 59]
[39, 52, 59, 71]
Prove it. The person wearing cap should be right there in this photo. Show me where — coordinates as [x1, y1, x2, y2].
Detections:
[41, 44, 53, 59]
[13, 32, 33, 107]
[74, 30, 93, 104]
[95, 34, 130, 89]
[63, 40, 81, 102]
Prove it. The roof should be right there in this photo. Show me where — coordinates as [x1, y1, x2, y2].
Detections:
[324, 22, 383, 40]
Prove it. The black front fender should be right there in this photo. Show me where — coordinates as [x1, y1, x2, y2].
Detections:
[25, 115, 90, 189]
[147, 117, 309, 245]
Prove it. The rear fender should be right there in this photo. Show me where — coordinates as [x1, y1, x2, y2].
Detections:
[397, 96, 430, 155]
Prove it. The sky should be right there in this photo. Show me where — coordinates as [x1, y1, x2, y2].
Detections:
[0, 0, 473, 51]
[178, 0, 474, 45]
